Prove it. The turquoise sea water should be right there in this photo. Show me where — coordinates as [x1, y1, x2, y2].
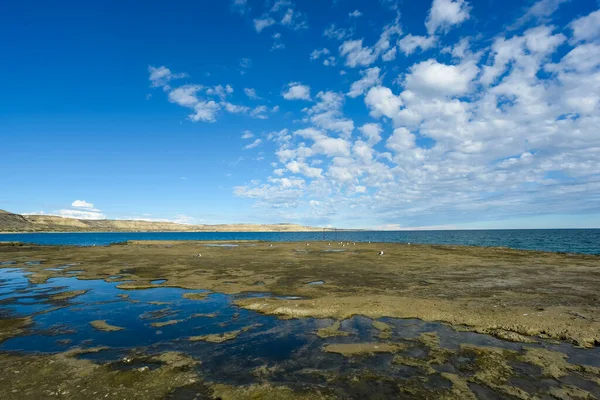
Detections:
[1, 229, 599, 254]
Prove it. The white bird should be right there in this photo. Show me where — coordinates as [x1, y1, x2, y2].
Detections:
[378, 250, 384, 256]
[269, 244, 273, 247]
[306, 243, 310, 246]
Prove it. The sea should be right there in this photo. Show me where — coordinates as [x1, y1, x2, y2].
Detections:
[0, 229, 599, 255]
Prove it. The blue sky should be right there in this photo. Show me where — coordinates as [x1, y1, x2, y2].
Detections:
[1, 0, 600, 229]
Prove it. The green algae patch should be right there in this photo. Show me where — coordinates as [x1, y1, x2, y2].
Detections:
[189, 325, 257, 343]
[0, 350, 200, 400]
[323, 342, 406, 357]
[480, 328, 536, 343]
[211, 383, 335, 400]
[0, 316, 32, 343]
[372, 320, 393, 339]
[61, 346, 110, 357]
[191, 312, 218, 318]
[394, 332, 451, 373]
[183, 291, 211, 300]
[314, 320, 349, 338]
[517, 347, 600, 380]
[147, 301, 170, 305]
[90, 320, 125, 332]
[549, 385, 595, 400]
[440, 373, 477, 400]
[152, 351, 200, 368]
[50, 289, 88, 301]
[150, 319, 183, 328]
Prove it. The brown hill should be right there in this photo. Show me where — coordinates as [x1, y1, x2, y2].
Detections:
[0, 210, 331, 233]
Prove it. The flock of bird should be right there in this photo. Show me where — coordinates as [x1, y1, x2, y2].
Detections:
[195, 241, 412, 257]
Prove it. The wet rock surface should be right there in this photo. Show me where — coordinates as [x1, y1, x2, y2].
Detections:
[0, 241, 600, 398]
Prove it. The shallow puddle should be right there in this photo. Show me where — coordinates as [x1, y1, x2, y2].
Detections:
[1, 267, 599, 398]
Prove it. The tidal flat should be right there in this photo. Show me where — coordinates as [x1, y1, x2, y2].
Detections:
[0, 240, 599, 399]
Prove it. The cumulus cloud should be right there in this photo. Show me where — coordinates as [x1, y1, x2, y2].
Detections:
[365, 86, 403, 120]
[324, 24, 352, 41]
[425, 0, 471, 35]
[359, 123, 383, 145]
[338, 19, 403, 67]
[348, 67, 383, 98]
[148, 65, 186, 88]
[152, 5, 600, 229]
[254, 16, 276, 32]
[303, 91, 354, 137]
[398, 34, 437, 55]
[339, 39, 377, 67]
[404, 59, 479, 96]
[244, 88, 260, 99]
[349, 10, 362, 18]
[282, 82, 311, 100]
[569, 9, 600, 43]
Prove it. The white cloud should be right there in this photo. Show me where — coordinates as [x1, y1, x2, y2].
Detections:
[386, 127, 416, 152]
[239, 58, 252, 69]
[398, 34, 437, 55]
[404, 59, 479, 96]
[359, 123, 383, 145]
[222, 102, 249, 114]
[339, 39, 377, 67]
[168, 85, 203, 107]
[349, 10, 363, 18]
[512, 0, 569, 28]
[245, 139, 263, 149]
[425, 0, 471, 35]
[56, 209, 106, 220]
[303, 91, 354, 137]
[271, 32, 286, 51]
[206, 84, 234, 99]
[148, 65, 186, 88]
[254, 16, 276, 32]
[569, 9, 600, 43]
[286, 160, 323, 178]
[241, 130, 254, 139]
[28, 200, 106, 220]
[244, 88, 259, 99]
[348, 67, 383, 98]
[231, 0, 248, 14]
[324, 24, 352, 41]
[156, 7, 600, 229]
[295, 128, 351, 157]
[190, 101, 220, 122]
[310, 48, 329, 60]
[72, 200, 94, 208]
[250, 105, 269, 119]
[282, 82, 311, 100]
[365, 86, 403, 120]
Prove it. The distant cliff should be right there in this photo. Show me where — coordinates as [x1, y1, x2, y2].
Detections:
[0, 210, 331, 233]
